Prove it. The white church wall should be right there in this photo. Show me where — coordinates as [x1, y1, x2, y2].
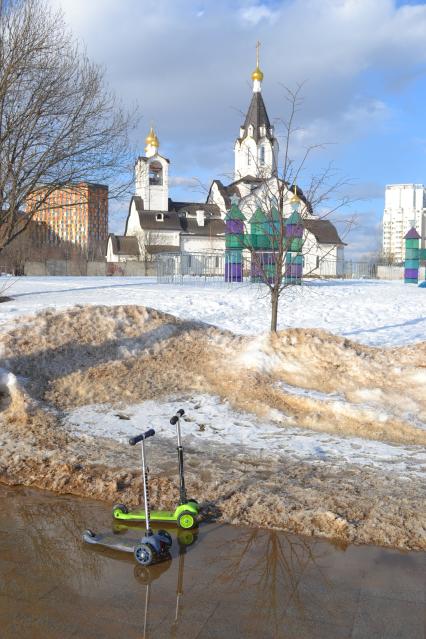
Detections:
[234, 137, 258, 181]
[135, 154, 169, 211]
[302, 232, 342, 277]
[106, 239, 119, 263]
[208, 183, 227, 216]
[181, 235, 225, 254]
[126, 200, 142, 235]
[146, 230, 180, 247]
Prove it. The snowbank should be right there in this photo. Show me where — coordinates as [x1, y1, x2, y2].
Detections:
[0, 304, 425, 549]
[1, 276, 426, 347]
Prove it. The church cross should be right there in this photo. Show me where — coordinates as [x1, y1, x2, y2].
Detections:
[256, 40, 261, 67]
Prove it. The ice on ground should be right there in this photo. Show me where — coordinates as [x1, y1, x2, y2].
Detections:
[63, 394, 426, 478]
[1, 276, 426, 346]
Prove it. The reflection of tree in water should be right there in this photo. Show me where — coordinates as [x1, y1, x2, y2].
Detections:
[210, 527, 331, 632]
[5, 488, 106, 588]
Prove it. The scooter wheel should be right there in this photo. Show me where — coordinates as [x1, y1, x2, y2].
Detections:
[134, 543, 156, 566]
[158, 530, 173, 547]
[177, 511, 197, 530]
[84, 529, 95, 538]
[112, 503, 129, 518]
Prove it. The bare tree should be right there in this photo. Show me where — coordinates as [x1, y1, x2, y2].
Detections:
[227, 86, 355, 332]
[0, 0, 137, 254]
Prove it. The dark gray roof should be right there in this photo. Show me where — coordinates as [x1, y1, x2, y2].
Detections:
[241, 92, 273, 143]
[108, 234, 140, 256]
[180, 217, 225, 236]
[146, 244, 180, 254]
[136, 210, 225, 237]
[169, 200, 221, 217]
[304, 219, 345, 245]
[137, 211, 182, 231]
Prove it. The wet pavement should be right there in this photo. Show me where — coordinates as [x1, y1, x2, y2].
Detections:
[0, 486, 424, 638]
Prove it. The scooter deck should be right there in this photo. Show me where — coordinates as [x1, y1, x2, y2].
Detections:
[117, 509, 177, 522]
[82, 530, 141, 553]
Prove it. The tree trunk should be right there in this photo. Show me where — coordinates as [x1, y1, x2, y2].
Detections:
[270, 289, 279, 332]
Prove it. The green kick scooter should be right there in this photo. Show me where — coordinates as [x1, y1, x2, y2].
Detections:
[112, 409, 199, 529]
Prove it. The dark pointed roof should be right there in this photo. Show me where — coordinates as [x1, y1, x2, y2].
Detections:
[108, 234, 140, 256]
[242, 92, 273, 143]
[303, 219, 346, 245]
[404, 227, 421, 240]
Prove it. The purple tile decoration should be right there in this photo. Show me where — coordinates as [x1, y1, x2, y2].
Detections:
[285, 264, 303, 278]
[404, 268, 419, 279]
[226, 220, 244, 234]
[225, 262, 243, 282]
[257, 252, 276, 265]
[285, 223, 304, 238]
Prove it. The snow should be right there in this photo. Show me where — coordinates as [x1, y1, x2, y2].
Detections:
[1, 276, 426, 346]
[63, 394, 426, 478]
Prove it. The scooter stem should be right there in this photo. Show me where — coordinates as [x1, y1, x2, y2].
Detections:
[141, 438, 152, 536]
[176, 414, 187, 505]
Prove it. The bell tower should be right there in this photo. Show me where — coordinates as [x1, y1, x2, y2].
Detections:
[234, 43, 279, 181]
[135, 127, 169, 211]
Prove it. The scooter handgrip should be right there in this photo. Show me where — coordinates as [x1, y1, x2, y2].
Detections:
[170, 409, 185, 425]
[129, 429, 155, 446]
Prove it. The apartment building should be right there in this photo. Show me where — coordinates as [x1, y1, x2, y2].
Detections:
[382, 184, 426, 262]
[28, 183, 108, 251]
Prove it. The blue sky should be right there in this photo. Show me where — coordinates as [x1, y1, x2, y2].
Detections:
[52, 0, 426, 259]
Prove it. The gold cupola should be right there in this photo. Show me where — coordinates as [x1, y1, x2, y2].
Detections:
[145, 126, 159, 154]
[252, 41, 264, 83]
[290, 184, 301, 204]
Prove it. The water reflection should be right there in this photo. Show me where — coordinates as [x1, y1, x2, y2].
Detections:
[0, 486, 423, 639]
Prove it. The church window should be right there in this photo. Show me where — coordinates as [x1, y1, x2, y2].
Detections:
[259, 146, 265, 166]
[247, 149, 251, 166]
[149, 161, 163, 186]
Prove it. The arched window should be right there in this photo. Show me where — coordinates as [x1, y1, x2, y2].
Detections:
[247, 148, 251, 166]
[259, 145, 265, 166]
[149, 161, 163, 185]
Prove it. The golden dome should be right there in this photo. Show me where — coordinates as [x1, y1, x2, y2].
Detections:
[145, 126, 159, 149]
[252, 66, 264, 82]
[290, 185, 301, 204]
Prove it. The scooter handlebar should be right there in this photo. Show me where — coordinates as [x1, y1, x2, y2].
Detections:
[129, 428, 155, 446]
[170, 409, 185, 425]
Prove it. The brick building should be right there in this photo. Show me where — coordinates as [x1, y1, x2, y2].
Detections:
[27, 183, 108, 251]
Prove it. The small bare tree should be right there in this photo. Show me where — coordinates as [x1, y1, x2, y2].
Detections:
[231, 86, 355, 332]
[0, 0, 136, 255]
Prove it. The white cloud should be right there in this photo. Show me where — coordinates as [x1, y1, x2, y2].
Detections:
[47, 0, 426, 231]
[168, 176, 199, 188]
[239, 4, 280, 25]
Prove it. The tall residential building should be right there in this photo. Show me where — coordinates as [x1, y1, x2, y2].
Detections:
[28, 183, 108, 251]
[382, 184, 426, 262]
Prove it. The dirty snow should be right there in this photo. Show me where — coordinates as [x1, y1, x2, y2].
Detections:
[1, 276, 426, 346]
[63, 394, 426, 479]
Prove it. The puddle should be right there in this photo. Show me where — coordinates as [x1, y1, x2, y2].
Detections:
[0, 485, 424, 638]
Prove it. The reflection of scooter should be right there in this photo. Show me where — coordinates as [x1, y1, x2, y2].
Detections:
[113, 409, 199, 529]
[133, 528, 197, 638]
[83, 428, 172, 565]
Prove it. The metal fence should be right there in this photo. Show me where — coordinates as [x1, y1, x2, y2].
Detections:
[156, 252, 378, 284]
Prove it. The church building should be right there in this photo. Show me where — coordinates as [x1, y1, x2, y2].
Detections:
[107, 48, 345, 274]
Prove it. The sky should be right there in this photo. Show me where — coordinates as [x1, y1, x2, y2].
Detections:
[50, 0, 426, 259]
